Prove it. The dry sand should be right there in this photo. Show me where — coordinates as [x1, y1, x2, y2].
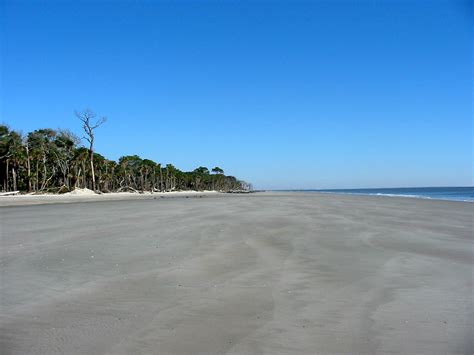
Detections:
[0, 192, 472, 354]
[0, 190, 219, 207]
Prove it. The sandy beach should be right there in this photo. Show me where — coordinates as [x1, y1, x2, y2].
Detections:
[0, 192, 472, 354]
[0, 190, 220, 207]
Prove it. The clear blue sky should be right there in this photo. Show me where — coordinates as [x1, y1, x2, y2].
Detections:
[1, 0, 472, 189]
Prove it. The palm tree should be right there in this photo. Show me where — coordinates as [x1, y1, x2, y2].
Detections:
[211, 167, 224, 175]
[1, 120, 251, 194]
[54, 130, 79, 189]
[0, 126, 24, 191]
[8, 131, 25, 191]
[72, 147, 90, 189]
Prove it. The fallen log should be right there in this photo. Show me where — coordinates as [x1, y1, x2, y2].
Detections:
[116, 186, 140, 193]
[0, 191, 20, 196]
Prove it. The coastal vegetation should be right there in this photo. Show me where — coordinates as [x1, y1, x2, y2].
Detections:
[0, 111, 250, 194]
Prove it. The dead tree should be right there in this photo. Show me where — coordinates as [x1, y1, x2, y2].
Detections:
[75, 109, 106, 192]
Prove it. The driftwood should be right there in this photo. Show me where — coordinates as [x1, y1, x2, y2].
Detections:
[116, 186, 140, 193]
[40, 173, 55, 191]
[57, 185, 70, 194]
[0, 191, 20, 196]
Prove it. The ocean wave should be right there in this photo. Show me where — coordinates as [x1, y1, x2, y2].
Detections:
[373, 193, 430, 199]
[372, 193, 474, 202]
[314, 191, 473, 202]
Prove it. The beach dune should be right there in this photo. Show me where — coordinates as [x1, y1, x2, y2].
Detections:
[0, 192, 472, 354]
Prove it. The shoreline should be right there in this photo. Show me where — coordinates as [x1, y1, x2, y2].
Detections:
[1, 189, 472, 207]
[283, 190, 474, 203]
[268, 189, 474, 203]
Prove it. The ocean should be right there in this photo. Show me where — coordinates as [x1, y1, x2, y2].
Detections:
[309, 186, 474, 202]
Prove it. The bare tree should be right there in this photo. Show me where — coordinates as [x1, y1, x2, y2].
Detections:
[75, 109, 106, 192]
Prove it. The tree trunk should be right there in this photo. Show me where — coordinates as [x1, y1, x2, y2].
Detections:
[63, 170, 68, 188]
[12, 166, 17, 191]
[90, 150, 96, 192]
[36, 161, 39, 192]
[82, 161, 86, 188]
[77, 167, 82, 189]
[42, 153, 47, 189]
[159, 168, 163, 191]
[5, 159, 9, 192]
[26, 145, 32, 192]
[152, 169, 156, 192]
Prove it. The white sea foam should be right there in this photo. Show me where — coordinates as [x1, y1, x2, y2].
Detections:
[313, 191, 473, 202]
[373, 193, 430, 199]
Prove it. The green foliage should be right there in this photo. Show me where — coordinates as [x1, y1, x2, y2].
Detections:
[212, 167, 224, 175]
[1, 124, 250, 193]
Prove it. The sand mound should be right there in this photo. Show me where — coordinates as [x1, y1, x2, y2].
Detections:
[66, 188, 97, 195]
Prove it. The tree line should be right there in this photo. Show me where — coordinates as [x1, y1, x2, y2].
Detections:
[1, 110, 251, 193]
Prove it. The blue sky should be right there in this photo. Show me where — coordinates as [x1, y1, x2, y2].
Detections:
[2, 0, 472, 189]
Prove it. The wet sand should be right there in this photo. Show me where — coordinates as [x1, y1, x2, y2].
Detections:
[0, 192, 472, 354]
